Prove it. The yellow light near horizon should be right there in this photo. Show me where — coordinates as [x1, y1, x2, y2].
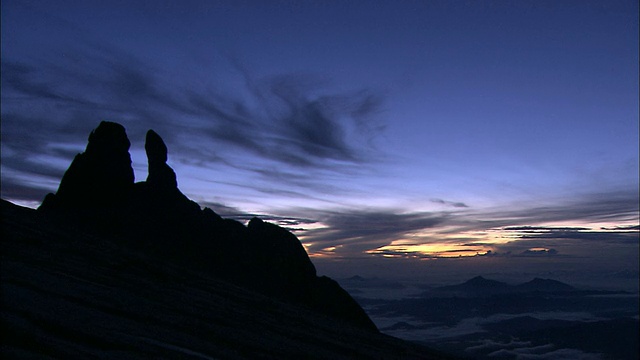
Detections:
[527, 247, 549, 252]
[367, 241, 494, 258]
[302, 220, 638, 259]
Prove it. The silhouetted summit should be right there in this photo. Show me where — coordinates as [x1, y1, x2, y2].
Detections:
[463, 276, 509, 289]
[145, 129, 178, 191]
[516, 278, 574, 292]
[436, 276, 510, 295]
[37, 121, 377, 332]
[42, 122, 134, 210]
[432, 276, 576, 297]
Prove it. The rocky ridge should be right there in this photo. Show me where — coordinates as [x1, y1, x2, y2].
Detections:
[1, 198, 451, 359]
[37, 121, 376, 331]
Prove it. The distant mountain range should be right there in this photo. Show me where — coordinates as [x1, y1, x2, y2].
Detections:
[1, 122, 451, 359]
[431, 276, 574, 296]
[365, 275, 638, 359]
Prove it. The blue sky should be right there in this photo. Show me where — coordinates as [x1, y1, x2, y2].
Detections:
[2, 0, 638, 287]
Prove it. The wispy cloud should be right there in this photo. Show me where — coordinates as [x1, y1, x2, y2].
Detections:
[1, 51, 384, 163]
[301, 209, 448, 255]
[1, 20, 385, 203]
[292, 189, 639, 257]
[430, 198, 468, 208]
[198, 200, 315, 231]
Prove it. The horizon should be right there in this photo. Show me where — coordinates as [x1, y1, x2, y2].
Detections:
[2, 1, 638, 291]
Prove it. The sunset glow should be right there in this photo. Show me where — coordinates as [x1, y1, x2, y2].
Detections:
[367, 242, 494, 258]
[1, 2, 638, 359]
[1, 0, 637, 291]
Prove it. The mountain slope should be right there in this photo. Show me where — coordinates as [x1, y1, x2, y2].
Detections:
[36, 121, 375, 331]
[1, 121, 453, 359]
[1, 199, 450, 359]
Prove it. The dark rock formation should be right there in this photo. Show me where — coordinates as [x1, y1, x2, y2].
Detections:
[247, 217, 317, 284]
[308, 276, 379, 331]
[145, 129, 177, 192]
[2, 199, 452, 359]
[36, 121, 378, 332]
[41, 121, 134, 210]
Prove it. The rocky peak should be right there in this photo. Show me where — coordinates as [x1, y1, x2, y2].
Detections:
[145, 129, 168, 163]
[37, 121, 378, 332]
[86, 121, 132, 157]
[41, 121, 134, 209]
[144, 130, 177, 191]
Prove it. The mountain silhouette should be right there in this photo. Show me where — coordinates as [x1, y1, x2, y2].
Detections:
[432, 276, 575, 297]
[461, 276, 510, 289]
[436, 276, 510, 295]
[1, 199, 452, 359]
[515, 278, 574, 292]
[1, 121, 460, 358]
[36, 121, 376, 331]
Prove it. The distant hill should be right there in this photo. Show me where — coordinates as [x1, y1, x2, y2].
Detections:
[431, 276, 575, 297]
[1, 121, 452, 359]
[515, 277, 574, 292]
[363, 275, 637, 359]
[448, 276, 511, 290]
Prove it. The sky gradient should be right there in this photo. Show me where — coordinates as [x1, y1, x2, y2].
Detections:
[2, 0, 638, 288]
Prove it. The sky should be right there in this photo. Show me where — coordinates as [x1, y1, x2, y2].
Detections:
[2, 0, 638, 289]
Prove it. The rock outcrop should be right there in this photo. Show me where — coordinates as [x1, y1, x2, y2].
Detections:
[37, 121, 378, 332]
[41, 122, 134, 210]
[3, 199, 450, 359]
[145, 129, 178, 192]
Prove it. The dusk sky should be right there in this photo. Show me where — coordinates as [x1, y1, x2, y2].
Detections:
[2, 0, 638, 288]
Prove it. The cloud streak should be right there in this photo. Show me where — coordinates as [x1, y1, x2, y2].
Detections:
[1, 22, 385, 203]
[301, 209, 447, 255]
[430, 198, 468, 208]
[293, 189, 639, 257]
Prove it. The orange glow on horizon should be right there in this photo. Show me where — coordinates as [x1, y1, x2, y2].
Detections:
[300, 220, 638, 259]
[366, 241, 495, 258]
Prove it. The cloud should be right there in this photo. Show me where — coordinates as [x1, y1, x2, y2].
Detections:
[0, 176, 55, 204]
[198, 200, 316, 231]
[292, 189, 639, 258]
[382, 317, 486, 341]
[1, 42, 386, 205]
[437, 190, 640, 236]
[519, 248, 559, 256]
[189, 73, 384, 168]
[300, 209, 447, 255]
[2, 26, 388, 205]
[465, 338, 532, 352]
[513, 191, 639, 224]
[501, 226, 639, 246]
[430, 198, 469, 208]
[198, 201, 248, 218]
[600, 224, 639, 231]
[503, 226, 591, 232]
[487, 346, 603, 360]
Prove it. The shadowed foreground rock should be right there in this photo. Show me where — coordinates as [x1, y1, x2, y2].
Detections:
[3, 121, 454, 358]
[1, 200, 452, 359]
[44, 122, 134, 209]
[39, 121, 374, 331]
